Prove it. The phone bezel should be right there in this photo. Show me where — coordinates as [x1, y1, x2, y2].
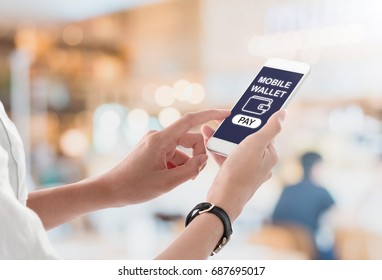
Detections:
[207, 58, 310, 157]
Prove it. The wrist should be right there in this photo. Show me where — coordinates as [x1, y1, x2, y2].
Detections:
[185, 202, 233, 256]
[207, 176, 262, 222]
[89, 174, 128, 208]
[206, 197, 243, 222]
[206, 184, 245, 223]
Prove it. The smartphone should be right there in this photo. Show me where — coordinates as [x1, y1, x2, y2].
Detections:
[207, 58, 310, 156]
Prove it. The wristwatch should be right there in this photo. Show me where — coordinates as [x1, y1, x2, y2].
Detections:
[185, 202, 233, 256]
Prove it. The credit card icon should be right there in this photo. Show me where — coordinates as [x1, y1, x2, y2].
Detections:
[242, 96, 273, 115]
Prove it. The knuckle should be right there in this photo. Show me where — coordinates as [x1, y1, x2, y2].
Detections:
[271, 150, 278, 165]
[275, 120, 282, 134]
[183, 112, 195, 124]
[145, 131, 161, 144]
[190, 160, 200, 176]
[192, 166, 200, 177]
[144, 129, 158, 137]
[267, 171, 273, 181]
[195, 133, 204, 144]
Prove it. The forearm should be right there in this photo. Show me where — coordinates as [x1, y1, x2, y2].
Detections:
[155, 213, 224, 260]
[27, 177, 114, 230]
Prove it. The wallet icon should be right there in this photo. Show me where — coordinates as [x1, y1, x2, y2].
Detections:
[242, 96, 273, 115]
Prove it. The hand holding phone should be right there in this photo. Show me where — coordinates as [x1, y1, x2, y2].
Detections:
[207, 58, 310, 156]
[206, 110, 286, 221]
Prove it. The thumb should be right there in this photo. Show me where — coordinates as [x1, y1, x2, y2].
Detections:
[245, 110, 286, 148]
[201, 125, 215, 144]
[164, 154, 208, 187]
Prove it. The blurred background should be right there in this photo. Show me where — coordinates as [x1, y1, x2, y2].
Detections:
[1, 0, 382, 259]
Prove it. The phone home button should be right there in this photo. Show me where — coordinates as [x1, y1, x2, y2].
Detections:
[232, 114, 262, 129]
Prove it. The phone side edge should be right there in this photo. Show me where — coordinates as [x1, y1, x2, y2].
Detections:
[280, 64, 311, 109]
[206, 137, 237, 157]
[265, 58, 311, 75]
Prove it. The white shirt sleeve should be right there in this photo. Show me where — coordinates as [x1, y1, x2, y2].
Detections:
[0, 147, 58, 260]
[0, 188, 59, 259]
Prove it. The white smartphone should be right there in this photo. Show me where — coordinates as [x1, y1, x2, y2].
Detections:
[207, 58, 310, 157]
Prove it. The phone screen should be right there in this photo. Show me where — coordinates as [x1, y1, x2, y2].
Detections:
[213, 66, 304, 144]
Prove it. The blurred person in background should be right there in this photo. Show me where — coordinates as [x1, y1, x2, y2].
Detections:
[0, 98, 286, 259]
[271, 151, 336, 259]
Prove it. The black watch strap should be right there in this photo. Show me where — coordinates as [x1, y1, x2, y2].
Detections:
[185, 202, 233, 256]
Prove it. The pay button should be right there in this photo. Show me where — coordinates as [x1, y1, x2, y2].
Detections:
[232, 114, 262, 129]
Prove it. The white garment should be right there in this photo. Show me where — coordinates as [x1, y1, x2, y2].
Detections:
[0, 101, 57, 259]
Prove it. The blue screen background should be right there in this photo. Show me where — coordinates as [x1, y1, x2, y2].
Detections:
[213, 66, 304, 144]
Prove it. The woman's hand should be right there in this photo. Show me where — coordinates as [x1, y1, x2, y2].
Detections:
[156, 110, 286, 260]
[98, 109, 231, 206]
[206, 110, 286, 221]
[201, 122, 227, 166]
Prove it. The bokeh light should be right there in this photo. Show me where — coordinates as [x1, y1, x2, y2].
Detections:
[59, 129, 89, 157]
[158, 107, 181, 127]
[155, 85, 174, 107]
[99, 110, 121, 132]
[62, 25, 83, 46]
[93, 104, 126, 154]
[173, 79, 192, 101]
[127, 108, 150, 130]
[188, 83, 205, 104]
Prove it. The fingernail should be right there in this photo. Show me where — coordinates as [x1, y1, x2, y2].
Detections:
[199, 154, 208, 172]
[199, 154, 208, 166]
[194, 155, 208, 179]
[278, 109, 287, 122]
[219, 109, 231, 115]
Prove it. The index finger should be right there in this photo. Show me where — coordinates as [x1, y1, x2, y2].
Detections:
[163, 109, 231, 139]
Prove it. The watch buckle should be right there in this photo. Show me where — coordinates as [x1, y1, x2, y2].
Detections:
[211, 236, 230, 256]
